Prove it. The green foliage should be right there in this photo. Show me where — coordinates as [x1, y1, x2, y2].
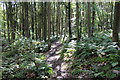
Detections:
[3, 38, 48, 57]
[62, 31, 119, 78]
[2, 38, 53, 79]
[74, 31, 117, 59]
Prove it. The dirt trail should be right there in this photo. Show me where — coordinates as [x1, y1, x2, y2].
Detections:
[45, 41, 72, 79]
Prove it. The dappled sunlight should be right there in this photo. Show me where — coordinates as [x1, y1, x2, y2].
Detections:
[1, 1, 120, 79]
[47, 55, 60, 62]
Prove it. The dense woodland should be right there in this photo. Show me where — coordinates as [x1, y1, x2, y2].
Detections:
[0, 1, 120, 80]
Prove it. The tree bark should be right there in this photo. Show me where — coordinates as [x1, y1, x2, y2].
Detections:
[47, 2, 51, 49]
[112, 2, 120, 46]
[43, 2, 47, 41]
[87, 2, 92, 37]
[68, 2, 72, 39]
[76, 2, 80, 40]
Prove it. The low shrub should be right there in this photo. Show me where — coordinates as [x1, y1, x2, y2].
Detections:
[62, 31, 119, 78]
[2, 38, 53, 80]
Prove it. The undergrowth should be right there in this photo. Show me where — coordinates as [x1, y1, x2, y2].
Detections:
[62, 31, 120, 79]
[2, 38, 53, 80]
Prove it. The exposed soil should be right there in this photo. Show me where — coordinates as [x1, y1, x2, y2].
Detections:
[45, 41, 73, 79]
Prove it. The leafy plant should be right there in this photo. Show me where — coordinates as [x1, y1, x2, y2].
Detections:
[2, 38, 53, 79]
[62, 31, 119, 78]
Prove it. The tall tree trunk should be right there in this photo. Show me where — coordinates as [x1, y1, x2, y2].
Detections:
[76, 2, 80, 40]
[9, 2, 15, 40]
[48, 2, 51, 49]
[34, 2, 38, 40]
[52, 3, 55, 36]
[38, 3, 42, 40]
[31, 2, 35, 39]
[63, 4, 68, 40]
[112, 2, 120, 46]
[43, 2, 47, 41]
[56, 3, 60, 38]
[110, 3, 114, 29]
[6, 3, 10, 42]
[68, 2, 72, 39]
[92, 2, 95, 35]
[58, 3, 61, 35]
[87, 2, 92, 37]
[61, 4, 64, 36]
[24, 2, 30, 38]
[21, 3, 25, 36]
[3, 3, 6, 39]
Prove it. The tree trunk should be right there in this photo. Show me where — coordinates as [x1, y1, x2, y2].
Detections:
[47, 2, 51, 49]
[43, 2, 47, 41]
[9, 2, 15, 40]
[112, 2, 120, 46]
[87, 2, 92, 37]
[68, 2, 72, 39]
[31, 2, 35, 39]
[56, 3, 60, 38]
[34, 2, 38, 40]
[92, 2, 95, 35]
[76, 2, 80, 40]
[3, 3, 6, 39]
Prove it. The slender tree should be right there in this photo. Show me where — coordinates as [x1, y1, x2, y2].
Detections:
[87, 2, 92, 37]
[38, 2, 42, 40]
[43, 2, 47, 41]
[68, 2, 72, 39]
[31, 2, 35, 39]
[34, 2, 38, 40]
[2, 3, 6, 39]
[5, 3, 10, 42]
[76, 2, 80, 40]
[56, 3, 60, 38]
[47, 2, 51, 49]
[9, 2, 15, 40]
[92, 2, 95, 34]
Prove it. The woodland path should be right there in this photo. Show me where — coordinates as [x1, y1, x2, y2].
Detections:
[45, 40, 73, 79]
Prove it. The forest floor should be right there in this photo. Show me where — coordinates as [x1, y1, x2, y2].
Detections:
[45, 40, 73, 79]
